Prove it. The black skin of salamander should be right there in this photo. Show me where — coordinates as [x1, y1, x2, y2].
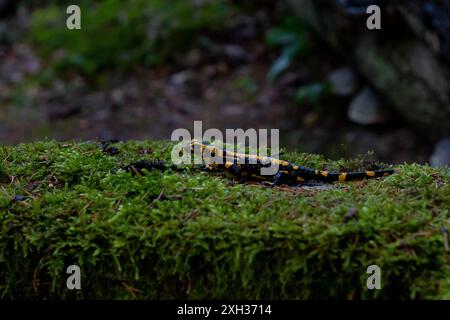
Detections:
[124, 142, 395, 186]
[194, 142, 395, 186]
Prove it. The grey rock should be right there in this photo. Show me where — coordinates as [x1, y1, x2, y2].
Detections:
[288, 0, 450, 137]
[327, 67, 359, 96]
[430, 138, 450, 167]
[348, 87, 388, 125]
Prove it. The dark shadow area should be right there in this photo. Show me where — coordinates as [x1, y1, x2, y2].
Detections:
[0, 0, 448, 165]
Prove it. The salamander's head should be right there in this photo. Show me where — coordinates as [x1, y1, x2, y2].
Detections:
[189, 139, 220, 160]
[190, 139, 213, 149]
[190, 139, 205, 151]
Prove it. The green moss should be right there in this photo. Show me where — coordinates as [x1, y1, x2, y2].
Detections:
[0, 140, 449, 299]
[28, 0, 234, 76]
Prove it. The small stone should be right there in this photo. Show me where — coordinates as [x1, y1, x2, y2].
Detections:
[300, 182, 337, 190]
[430, 138, 450, 167]
[223, 105, 244, 116]
[348, 87, 388, 125]
[170, 70, 194, 86]
[344, 207, 358, 221]
[111, 89, 125, 106]
[185, 49, 202, 68]
[13, 195, 25, 202]
[223, 44, 250, 63]
[327, 67, 359, 96]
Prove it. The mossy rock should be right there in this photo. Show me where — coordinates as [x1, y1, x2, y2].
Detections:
[0, 140, 449, 299]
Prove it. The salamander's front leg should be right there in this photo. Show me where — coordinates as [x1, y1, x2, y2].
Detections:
[223, 162, 244, 179]
[272, 170, 288, 187]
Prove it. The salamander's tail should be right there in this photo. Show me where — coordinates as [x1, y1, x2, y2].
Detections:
[310, 169, 395, 182]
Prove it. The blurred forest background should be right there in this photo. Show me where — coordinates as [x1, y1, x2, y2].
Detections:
[0, 0, 448, 165]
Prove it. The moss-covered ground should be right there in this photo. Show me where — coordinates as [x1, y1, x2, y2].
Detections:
[0, 140, 449, 299]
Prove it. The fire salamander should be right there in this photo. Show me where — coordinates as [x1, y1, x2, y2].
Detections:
[189, 140, 395, 186]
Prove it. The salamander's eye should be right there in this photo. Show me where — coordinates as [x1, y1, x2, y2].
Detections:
[211, 151, 216, 157]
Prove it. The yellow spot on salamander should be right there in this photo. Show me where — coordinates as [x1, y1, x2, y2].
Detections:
[297, 176, 305, 182]
[338, 173, 347, 181]
[366, 171, 375, 177]
[293, 165, 299, 170]
[225, 162, 233, 169]
[383, 172, 390, 176]
[321, 171, 329, 177]
[272, 159, 289, 166]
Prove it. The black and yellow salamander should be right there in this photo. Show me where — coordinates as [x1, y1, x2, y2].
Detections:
[189, 139, 395, 186]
